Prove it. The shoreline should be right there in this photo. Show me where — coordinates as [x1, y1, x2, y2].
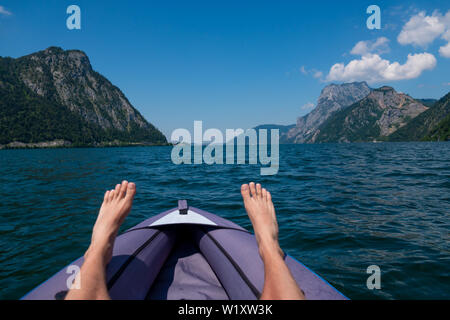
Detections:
[1, 140, 447, 150]
[0, 139, 171, 150]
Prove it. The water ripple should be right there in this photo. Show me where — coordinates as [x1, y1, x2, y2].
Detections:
[0, 143, 449, 299]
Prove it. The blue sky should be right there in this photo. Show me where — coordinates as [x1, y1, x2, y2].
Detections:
[1, 0, 449, 138]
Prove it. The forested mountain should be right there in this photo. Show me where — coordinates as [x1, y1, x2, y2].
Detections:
[313, 86, 428, 143]
[0, 47, 167, 147]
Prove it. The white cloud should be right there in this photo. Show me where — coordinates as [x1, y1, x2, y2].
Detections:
[326, 53, 436, 83]
[312, 70, 323, 79]
[0, 5, 12, 16]
[298, 66, 323, 80]
[397, 10, 450, 57]
[397, 10, 450, 58]
[443, 29, 450, 42]
[300, 66, 308, 75]
[301, 102, 315, 111]
[351, 37, 390, 56]
[439, 30, 450, 57]
[398, 11, 447, 47]
[439, 42, 450, 58]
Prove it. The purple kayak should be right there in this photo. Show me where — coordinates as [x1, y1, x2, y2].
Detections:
[22, 200, 347, 300]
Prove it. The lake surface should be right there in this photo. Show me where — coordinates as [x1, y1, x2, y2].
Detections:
[0, 143, 449, 299]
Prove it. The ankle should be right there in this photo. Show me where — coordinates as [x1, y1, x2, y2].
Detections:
[84, 244, 109, 266]
[258, 240, 283, 261]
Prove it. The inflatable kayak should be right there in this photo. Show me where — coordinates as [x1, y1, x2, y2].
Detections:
[22, 200, 347, 300]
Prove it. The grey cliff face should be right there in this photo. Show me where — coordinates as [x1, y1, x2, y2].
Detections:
[315, 86, 429, 143]
[17, 47, 151, 132]
[286, 81, 371, 143]
[370, 87, 428, 136]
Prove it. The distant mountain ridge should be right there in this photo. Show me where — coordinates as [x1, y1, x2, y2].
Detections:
[0, 47, 167, 147]
[253, 124, 295, 143]
[388, 92, 450, 142]
[285, 81, 371, 143]
[257, 83, 448, 144]
[315, 86, 429, 142]
[417, 99, 438, 108]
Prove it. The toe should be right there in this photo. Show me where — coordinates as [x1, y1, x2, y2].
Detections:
[119, 180, 128, 198]
[114, 184, 121, 198]
[108, 189, 115, 201]
[104, 190, 110, 202]
[249, 182, 256, 197]
[241, 184, 251, 201]
[125, 182, 136, 201]
[262, 188, 267, 200]
[256, 183, 262, 198]
[266, 191, 272, 203]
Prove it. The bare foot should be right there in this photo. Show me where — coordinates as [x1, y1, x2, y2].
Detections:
[241, 182, 283, 259]
[86, 181, 136, 265]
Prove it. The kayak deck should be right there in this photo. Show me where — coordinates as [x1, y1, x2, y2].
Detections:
[148, 234, 228, 300]
[22, 201, 348, 300]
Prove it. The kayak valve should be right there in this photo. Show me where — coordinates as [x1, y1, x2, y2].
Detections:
[178, 200, 188, 215]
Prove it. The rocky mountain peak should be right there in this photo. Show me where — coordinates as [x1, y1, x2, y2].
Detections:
[321, 81, 369, 97]
[16, 47, 149, 131]
[27, 47, 93, 79]
[286, 81, 371, 143]
[315, 86, 429, 142]
[316, 82, 370, 112]
[368, 86, 416, 110]
[374, 86, 394, 92]
[1, 47, 167, 146]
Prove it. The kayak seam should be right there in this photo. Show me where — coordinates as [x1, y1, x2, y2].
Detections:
[287, 255, 349, 300]
[202, 228, 261, 299]
[124, 225, 251, 235]
[107, 230, 162, 291]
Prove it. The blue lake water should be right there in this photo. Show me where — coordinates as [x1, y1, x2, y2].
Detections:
[0, 143, 449, 299]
